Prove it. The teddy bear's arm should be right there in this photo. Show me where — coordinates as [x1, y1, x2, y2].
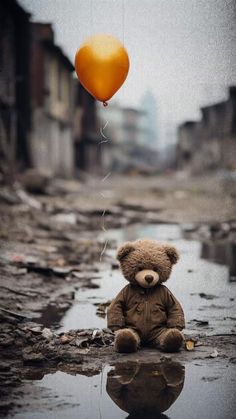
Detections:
[163, 287, 185, 330]
[107, 288, 127, 331]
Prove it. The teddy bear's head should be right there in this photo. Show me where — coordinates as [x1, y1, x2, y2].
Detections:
[116, 239, 179, 288]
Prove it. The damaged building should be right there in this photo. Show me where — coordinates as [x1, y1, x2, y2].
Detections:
[30, 23, 75, 178]
[0, 0, 31, 180]
[177, 86, 236, 174]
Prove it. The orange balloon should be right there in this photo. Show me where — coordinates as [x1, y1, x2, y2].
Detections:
[75, 34, 129, 104]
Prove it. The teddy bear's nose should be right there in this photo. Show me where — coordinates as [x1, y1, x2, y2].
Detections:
[145, 275, 154, 284]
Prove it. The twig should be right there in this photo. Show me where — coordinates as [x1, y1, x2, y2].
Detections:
[0, 285, 37, 298]
[0, 307, 32, 319]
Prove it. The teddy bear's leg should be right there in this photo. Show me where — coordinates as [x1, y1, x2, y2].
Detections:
[114, 328, 140, 353]
[155, 328, 184, 352]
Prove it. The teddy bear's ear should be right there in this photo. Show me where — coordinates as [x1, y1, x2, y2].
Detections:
[117, 242, 135, 262]
[164, 244, 179, 264]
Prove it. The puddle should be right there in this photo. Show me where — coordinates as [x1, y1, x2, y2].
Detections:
[59, 223, 236, 335]
[9, 223, 236, 418]
[201, 240, 236, 279]
[12, 361, 236, 418]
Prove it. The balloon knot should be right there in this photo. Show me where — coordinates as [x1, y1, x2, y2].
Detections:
[103, 101, 108, 107]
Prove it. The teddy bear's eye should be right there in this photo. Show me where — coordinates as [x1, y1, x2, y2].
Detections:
[138, 267, 143, 271]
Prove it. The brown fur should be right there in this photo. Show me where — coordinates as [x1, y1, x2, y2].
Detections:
[115, 328, 140, 353]
[117, 239, 179, 284]
[157, 328, 184, 352]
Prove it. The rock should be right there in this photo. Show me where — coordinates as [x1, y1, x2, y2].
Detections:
[22, 350, 44, 364]
[209, 349, 219, 358]
[21, 169, 50, 194]
[75, 337, 89, 348]
[0, 336, 14, 346]
[52, 266, 72, 277]
[42, 328, 53, 341]
[60, 335, 73, 344]
[27, 326, 42, 334]
[190, 319, 209, 327]
[16, 189, 42, 210]
[0, 188, 21, 205]
[199, 293, 218, 300]
[0, 362, 11, 372]
[52, 213, 77, 225]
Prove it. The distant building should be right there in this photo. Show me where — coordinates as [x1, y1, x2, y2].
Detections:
[30, 22, 74, 178]
[97, 103, 159, 172]
[122, 107, 147, 146]
[0, 0, 31, 178]
[141, 90, 158, 148]
[177, 86, 236, 174]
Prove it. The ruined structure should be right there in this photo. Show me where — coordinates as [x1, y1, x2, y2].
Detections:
[30, 23, 74, 178]
[0, 0, 31, 179]
[177, 87, 236, 174]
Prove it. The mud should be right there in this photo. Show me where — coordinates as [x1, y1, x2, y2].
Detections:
[0, 174, 236, 417]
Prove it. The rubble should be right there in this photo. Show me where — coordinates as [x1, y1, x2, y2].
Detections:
[0, 174, 235, 416]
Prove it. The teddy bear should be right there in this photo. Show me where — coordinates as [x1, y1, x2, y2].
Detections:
[107, 239, 185, 353]
[106, 360, 185, 418]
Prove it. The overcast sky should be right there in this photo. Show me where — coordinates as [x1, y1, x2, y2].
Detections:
[19, 0, 235, 146]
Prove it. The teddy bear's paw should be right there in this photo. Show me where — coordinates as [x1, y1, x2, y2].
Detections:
[159, 329, 184, 353]
[115, 328, 140, 353]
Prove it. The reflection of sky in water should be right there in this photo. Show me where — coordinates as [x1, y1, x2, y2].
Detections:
[60, 224, 236, 335]
[17, 362, 236, 419]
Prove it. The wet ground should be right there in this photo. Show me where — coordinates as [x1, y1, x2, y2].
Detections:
[11, 361, 236, 419]
[0, 174, 236, 417]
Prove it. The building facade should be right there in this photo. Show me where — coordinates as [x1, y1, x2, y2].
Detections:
[30, 23, 74, 178]
[177, 87, 236, 174]
[0, 0, 31, 180]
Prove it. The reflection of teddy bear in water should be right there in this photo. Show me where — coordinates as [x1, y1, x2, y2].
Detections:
[107, 239, 185, 352]
[106, 361, 185, 419]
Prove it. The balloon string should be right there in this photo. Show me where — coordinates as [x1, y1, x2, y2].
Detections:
[99, 120, 109, 145]
[99, 119, 110, 262]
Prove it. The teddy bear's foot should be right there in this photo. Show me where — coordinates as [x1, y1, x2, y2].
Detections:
[115, 328, 140, 353]
[157, 328, 184, 352]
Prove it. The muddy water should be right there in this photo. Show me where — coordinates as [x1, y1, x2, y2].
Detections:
[12, 361, 236, 418]
[11, 223, 236, 418]
[60, 223, 236, 335]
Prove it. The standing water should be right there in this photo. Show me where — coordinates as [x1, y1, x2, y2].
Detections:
[10, 223, 236, 418]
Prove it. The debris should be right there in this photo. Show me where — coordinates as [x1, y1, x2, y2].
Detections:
[209, 349, 219, 358]
[52, 267, 72, 277]
[191, 319, 209, 326]
[28, 326, 42, 334]
[0, 307, 32, 320]
[194, 341, 203, 347]
[42, 328, 53, 341]
[185, 339, 195, 351]
[94, 301, 111, 318]
[16, 189, 42, 210]
[60, 334, 73, 344]
[201, 376, 220, 382]
[21, 169, 50, 194]
[75, 337, 89, 348]
[199, 293, 218, 300]
[22, 350, 44, 364]
[0, 285, 37, 298]
[0, 335, 14, 346]
[92, 329, 99, 340]
[0, 188, 21, 205]
[51, 213, 77, 225]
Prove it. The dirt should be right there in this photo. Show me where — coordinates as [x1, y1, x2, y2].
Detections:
[0, 173, 235, 417]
